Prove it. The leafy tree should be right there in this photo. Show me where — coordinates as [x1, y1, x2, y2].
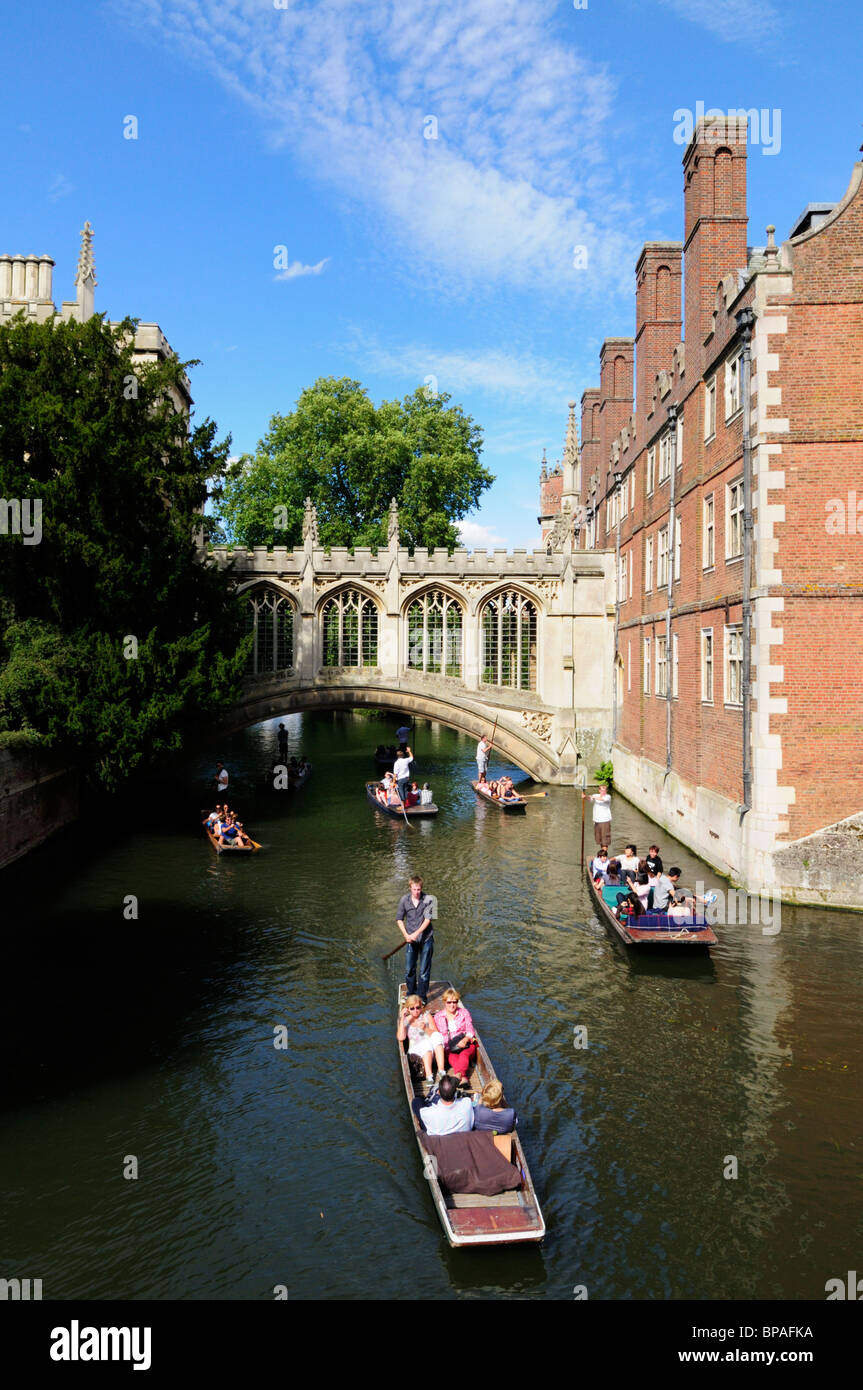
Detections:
[0, 312, 248, 789]
[218, 377, 493, 551]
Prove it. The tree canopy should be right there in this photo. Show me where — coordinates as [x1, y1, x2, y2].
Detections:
[0, 312, 248, 790]
[217, 377, 493, 551]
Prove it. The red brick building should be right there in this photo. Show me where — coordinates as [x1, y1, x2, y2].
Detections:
[543, 118, 863, 907]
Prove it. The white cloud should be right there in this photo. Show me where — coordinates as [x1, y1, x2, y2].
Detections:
[658, 0, 786, 47]
[273, 257, 330, 281]
[123, 0, 639, 294]
[48, 173, 73, 202]
[347, 331, 574, 405]
[457, 520, 507, 550]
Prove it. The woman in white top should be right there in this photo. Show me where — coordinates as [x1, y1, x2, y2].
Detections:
[397, 995, 445, 1085]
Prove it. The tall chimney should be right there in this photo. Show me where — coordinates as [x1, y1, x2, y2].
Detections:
[683, 116, 748, 374]
[598, 338, 634, 486]
[636, 242, 682, 433]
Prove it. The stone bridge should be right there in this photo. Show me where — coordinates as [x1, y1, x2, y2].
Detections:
[211, 502, 615, 784]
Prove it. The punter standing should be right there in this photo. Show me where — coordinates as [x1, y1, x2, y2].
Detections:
[476, 732, 492, 780]
[397, 874, 435, 1003]
[583, 781, 612, 853]
[393, 744, 413, 805]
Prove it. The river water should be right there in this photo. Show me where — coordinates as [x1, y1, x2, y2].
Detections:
[1, 710, 861, 1301]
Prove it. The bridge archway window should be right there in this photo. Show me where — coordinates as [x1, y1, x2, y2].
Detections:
[244, 587, 295, 675]
[322, 589, 379, 668]
[406, 590, 463, 677]
[480, 591, 538, 691]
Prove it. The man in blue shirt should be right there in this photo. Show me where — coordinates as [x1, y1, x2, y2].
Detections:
[397, 874, 435, 1002]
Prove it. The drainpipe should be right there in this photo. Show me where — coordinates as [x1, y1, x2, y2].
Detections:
[735, 306, 756, 817]
[665, 403, 678, 775]
[612, 471, 622, 746]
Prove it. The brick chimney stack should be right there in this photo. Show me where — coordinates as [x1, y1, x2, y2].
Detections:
[635, 242, 682, 433]
[598, 338, 634, 485]
[683, 117, 748, 374]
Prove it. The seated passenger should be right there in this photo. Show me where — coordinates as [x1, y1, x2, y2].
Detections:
[203, 806, 222, 830]
[617, 844, 639, 877]
[472, 1079, 517, 1134]
[633, 871, 652, 909]
[419, 1075, 475, 1136]
[404, 782, 420, 808]
[591, 850, 610, 878]
[499, 778, 520, 802]
[218, 815, 239, 846]
[645, 845, 664, 876]
[398, 995, 445, 1085]
[615, 889, 643, 922]
[420, 782, 434, 806]
[232, 816, 252, 848]
[433, 989, 477, 1082]
[604, 858, 622, 885]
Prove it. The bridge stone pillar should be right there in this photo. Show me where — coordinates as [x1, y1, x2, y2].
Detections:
[463, 603, 481, 691]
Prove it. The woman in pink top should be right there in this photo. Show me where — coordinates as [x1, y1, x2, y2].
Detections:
[433, 988, 478, 1082]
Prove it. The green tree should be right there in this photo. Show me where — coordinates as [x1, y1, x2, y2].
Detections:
[0, 312, 248, 790]
[218, 377, 493, 551]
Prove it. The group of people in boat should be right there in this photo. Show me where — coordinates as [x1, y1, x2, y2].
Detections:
[397, 988, 517, 1137]
[591, 842, 710, 924]
[203, 804, 254, 849]
[476, 771, 522, 803]
[374, 770, 433, 810]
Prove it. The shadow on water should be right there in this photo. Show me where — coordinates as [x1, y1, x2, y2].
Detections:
[0, 898, 262, 1114]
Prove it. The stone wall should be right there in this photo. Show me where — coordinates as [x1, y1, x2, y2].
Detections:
[0, 744, 79, 872]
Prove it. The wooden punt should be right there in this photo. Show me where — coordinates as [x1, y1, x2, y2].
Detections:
[366, 781, 438, 818]
[397, 981, 545, 1247]
[586, 868, 717, 948]
[471, 780, 527, 813]
[204, 825, 261, 854]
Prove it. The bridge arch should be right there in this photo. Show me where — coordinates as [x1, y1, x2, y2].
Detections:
[221, 683, 562, 782]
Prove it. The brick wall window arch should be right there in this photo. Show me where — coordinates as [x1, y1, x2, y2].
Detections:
[714, 147, 733, 215]
[321, 588, 379, 668]
[656, 264, 671, 316]
[244, 587, 295, 674]
[480, 590, 538, 691]
[613, 354, 627, 396]
[405, 589, 463, 677]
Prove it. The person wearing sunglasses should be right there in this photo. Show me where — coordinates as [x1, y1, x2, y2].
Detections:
[397, 995, 445, 1087]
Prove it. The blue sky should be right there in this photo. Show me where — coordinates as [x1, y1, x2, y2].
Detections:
[3, 0, 862, 548]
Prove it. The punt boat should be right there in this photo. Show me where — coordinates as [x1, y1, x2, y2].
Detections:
[471, 780, 527, 813]
[397, 980, 545, 1247]
[586, 868, 717, 948]
[204, 825, 261, 854]
[366, 781, 438, 818]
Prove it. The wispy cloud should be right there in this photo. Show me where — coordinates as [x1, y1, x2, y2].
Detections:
[48, 173, 73, 202]
[274, 257, 330, 281]
[658, 0, 787, 49]
[346, 330, 574, 405]
[124, 0, 639, 294]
